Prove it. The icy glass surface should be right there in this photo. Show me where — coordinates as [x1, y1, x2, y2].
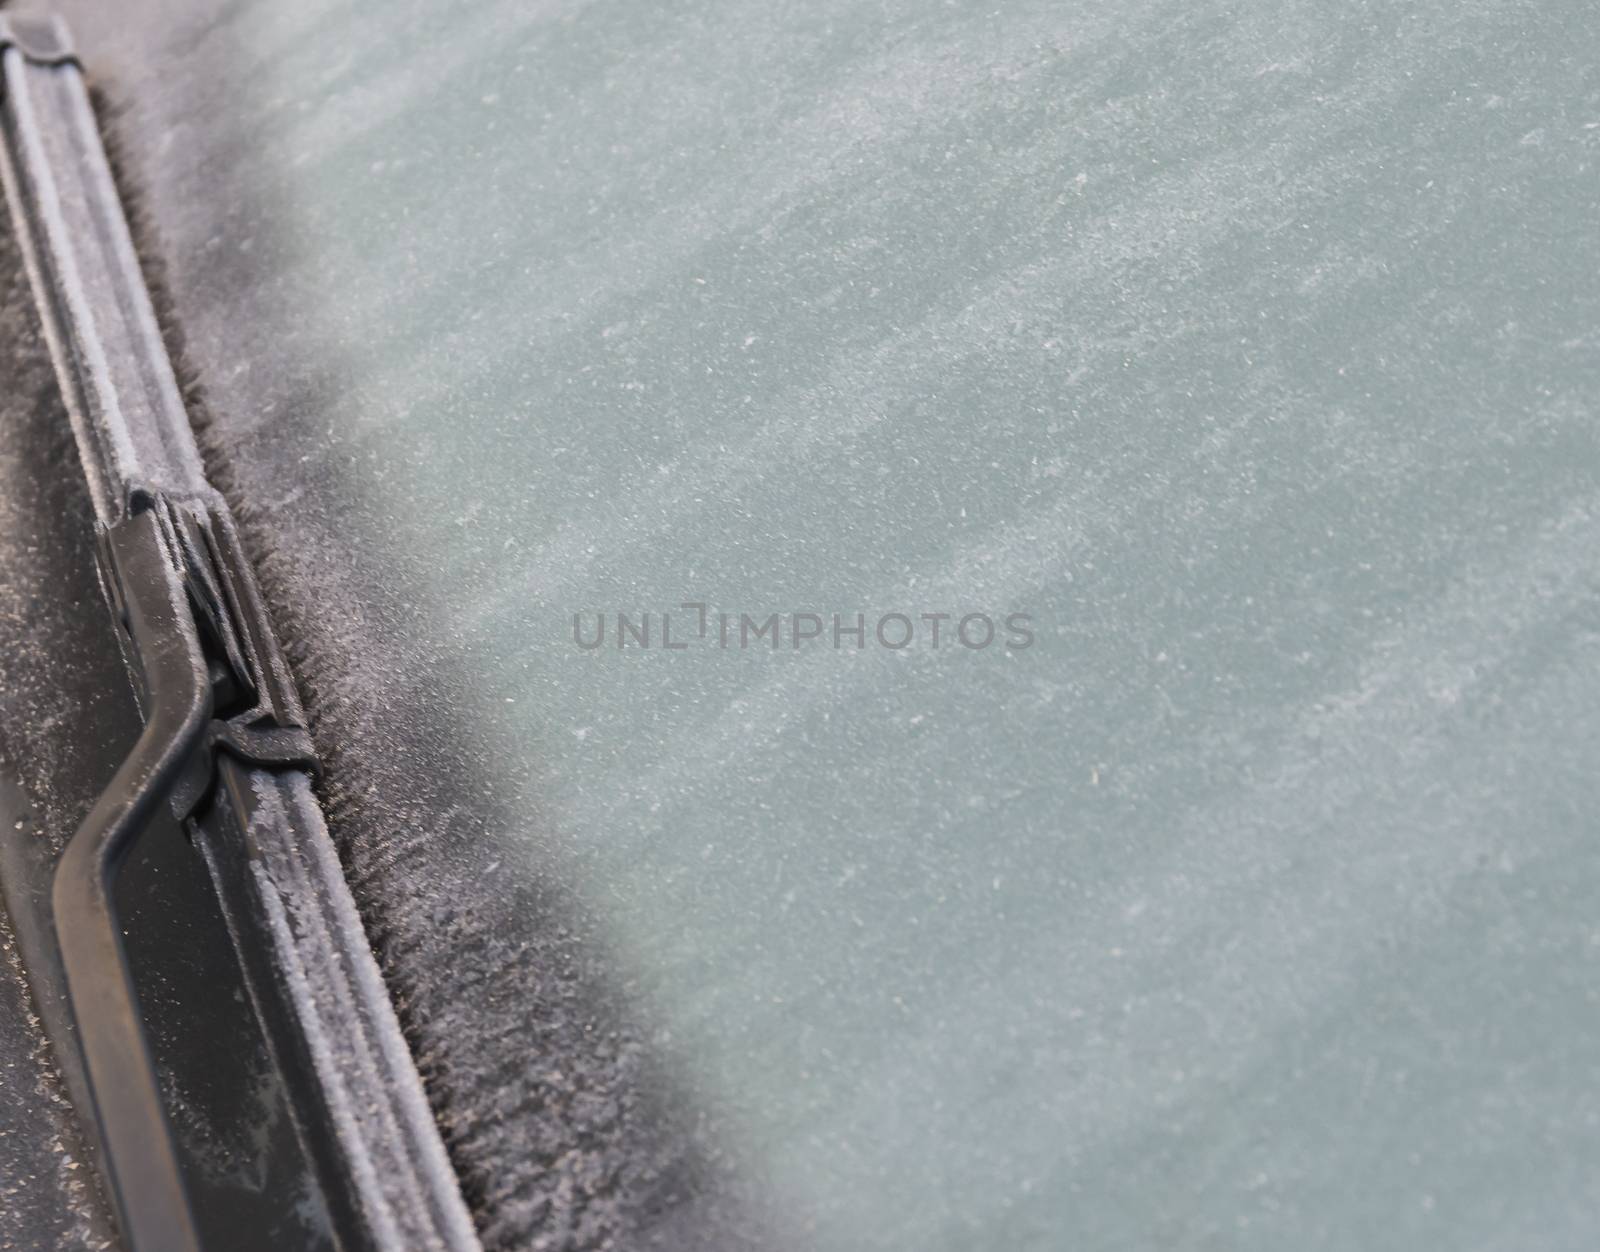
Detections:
[47, 0, 1600, 1247]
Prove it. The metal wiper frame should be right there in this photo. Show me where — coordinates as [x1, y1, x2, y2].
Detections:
[0, 17, 480, 1252]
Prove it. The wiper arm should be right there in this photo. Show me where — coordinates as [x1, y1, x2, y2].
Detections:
[53, 506, 211, 1252]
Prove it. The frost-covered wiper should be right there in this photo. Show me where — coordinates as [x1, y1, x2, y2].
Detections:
[0, 17, 478, 1252]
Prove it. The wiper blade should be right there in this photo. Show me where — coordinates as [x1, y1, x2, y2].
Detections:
[0, 17, 480, 1252]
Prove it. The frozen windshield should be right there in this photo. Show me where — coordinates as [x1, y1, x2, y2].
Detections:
[60, 0, 1600, 1246]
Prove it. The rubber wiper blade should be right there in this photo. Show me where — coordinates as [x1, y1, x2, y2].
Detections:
[0, 17, 481, 1252]
[0, 16, 206, 524]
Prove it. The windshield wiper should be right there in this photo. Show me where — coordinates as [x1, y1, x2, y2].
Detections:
[0, 17, 480, 1252]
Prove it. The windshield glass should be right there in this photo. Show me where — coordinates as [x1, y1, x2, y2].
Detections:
[59, 0, 1600, 1246]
